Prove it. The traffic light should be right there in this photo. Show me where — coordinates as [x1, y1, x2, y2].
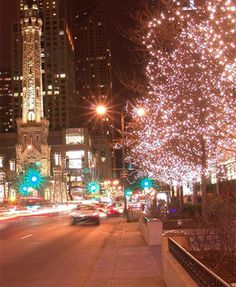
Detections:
[140, 178, 153, 189]
[17, 167, 45, 196]
[86, 181, 100, 193]
[83, 167, 90, 175]
[25, 168, 44, 189]
[125, 188, 132, 197]
[18, 180, 30, 196]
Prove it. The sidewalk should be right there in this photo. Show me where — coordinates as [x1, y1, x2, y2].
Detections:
[84, 218, 166, 287]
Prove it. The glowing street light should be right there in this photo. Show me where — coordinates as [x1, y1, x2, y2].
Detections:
[96, 105, 107, 115]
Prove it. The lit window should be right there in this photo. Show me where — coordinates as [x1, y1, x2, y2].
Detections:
[66, 150, 85, 169]
[66, 134, 84, 145]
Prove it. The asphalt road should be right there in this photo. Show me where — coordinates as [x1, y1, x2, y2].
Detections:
[0, 215, 119, 287]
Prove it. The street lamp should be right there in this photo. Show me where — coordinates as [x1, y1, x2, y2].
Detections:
[121, 107, 146, 215]
[96, 105, 107, 116]
[94, 103, 146, 216]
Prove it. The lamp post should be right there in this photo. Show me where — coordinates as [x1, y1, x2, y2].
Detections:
[121, 110, 128, 216]
[94, 103, 146, 216]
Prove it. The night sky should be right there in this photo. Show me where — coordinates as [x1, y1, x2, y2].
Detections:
[0, 0, 140, 100]
[0, 0, 18, 71]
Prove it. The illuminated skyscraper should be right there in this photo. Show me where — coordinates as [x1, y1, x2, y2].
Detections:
[0, 71, 13, 132]
[73, 0, 113, 131]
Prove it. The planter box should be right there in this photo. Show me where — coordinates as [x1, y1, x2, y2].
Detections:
[139, 216, 163, 245]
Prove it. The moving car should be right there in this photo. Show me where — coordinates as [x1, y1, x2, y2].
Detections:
[107, 203, 123, 216]
[71, 205, 100, 225]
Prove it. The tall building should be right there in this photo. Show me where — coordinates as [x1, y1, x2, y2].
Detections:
[11, 0, 76, 132]
[73, 0, 113, 133]
[16, 4, 51, 177]
[0, 71, 13, 132]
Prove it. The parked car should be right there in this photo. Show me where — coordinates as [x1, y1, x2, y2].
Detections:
[70, 205, 100, 225]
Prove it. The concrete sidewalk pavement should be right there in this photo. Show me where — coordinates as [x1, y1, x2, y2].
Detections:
[84, 218, 166, 287]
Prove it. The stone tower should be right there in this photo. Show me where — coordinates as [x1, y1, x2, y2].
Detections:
[16, 4, 51, 177]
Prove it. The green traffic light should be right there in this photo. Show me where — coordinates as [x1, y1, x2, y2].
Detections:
[25, 168, 44, 189]
[125, 188, 132, 197]
[17, 167, 45, 196]
[86, 181, 100, 193]
[140, 178, 153, 189]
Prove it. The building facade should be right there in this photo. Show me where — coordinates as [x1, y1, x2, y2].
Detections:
[0, 71, 13, 132]
[73, 0, 113, 134]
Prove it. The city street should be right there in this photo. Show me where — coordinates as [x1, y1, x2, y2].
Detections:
[0, 215, 165, 287]
[0, 215, 117, 287]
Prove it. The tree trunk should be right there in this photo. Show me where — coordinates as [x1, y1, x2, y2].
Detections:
[153, 189, 158, 208]
[180, 186, 184, 206]
[68, 182, 73, 201]
[192, 182, 198, 204]
[171, 186, 175, 198]
[201, 173, 207, 215]
[200, 135, 207, 215]
[176, 187, 180, 215]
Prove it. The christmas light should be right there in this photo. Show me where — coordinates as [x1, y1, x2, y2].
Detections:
[128, 0, 236, 192]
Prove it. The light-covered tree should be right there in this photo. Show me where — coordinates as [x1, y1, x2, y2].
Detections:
[127, 0, 236, 209]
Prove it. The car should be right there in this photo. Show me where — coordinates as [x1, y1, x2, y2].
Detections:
[0, 206, 10, 214]
[71, 205, 100, 225]
[90, 203, 108, 218]
[107, 203, 123, 216]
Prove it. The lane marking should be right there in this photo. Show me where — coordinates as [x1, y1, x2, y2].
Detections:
[47, 227, 56, 230]
[21, 234, 32, 240]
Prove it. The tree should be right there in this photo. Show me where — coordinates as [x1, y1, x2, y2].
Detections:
[126, 0, 236, 211]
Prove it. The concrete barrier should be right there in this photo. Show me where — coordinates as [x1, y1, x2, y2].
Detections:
[162, 236, 197, 287]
